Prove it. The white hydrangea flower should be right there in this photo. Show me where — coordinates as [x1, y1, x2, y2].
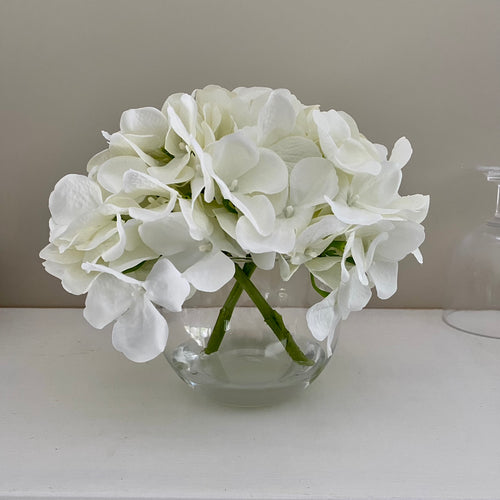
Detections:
[313, 108, 384, 176]
[305, 218, 426, 342]
[324, 138, 429, 226]
[138, 212, 235, 293]
[41, 174, 129, 294]
[82, 259, 190, 362]
[210, 130, 289, 237]
[103, 107, 169, 167]
[40, 85, 429, 363]
[235, 156, 340, 255]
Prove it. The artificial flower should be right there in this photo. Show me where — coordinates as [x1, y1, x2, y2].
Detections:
[41, 85, 429, 362]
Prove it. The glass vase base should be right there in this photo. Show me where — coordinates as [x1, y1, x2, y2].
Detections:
[443, 310, 500, 339]
[165, 339, 328, 407]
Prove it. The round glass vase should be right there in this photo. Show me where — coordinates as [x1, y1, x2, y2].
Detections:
[163, 261, 338, 407]
[442, 166, 500, 337]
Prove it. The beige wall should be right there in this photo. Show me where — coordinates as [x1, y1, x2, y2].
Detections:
[1, 0, 499, 308]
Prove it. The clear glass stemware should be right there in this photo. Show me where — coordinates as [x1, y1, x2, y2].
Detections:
[442, 166, 500, 338]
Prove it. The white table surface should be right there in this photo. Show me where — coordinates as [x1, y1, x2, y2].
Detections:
[1, 308, 500, 500]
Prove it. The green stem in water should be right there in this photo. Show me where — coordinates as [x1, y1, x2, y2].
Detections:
[233, 264, 313, 366]
[204, 261, 257, 355]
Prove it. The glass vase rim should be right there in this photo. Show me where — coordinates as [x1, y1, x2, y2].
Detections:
[229, 255, 283, 264]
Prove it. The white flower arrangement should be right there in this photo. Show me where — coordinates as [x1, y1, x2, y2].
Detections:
[40, 85, 429, 363]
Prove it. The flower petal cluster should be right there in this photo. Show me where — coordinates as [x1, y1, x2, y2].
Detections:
[40, 85, 429, 362]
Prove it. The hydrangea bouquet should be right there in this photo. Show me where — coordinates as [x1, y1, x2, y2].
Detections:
[40, 86, 429, 365]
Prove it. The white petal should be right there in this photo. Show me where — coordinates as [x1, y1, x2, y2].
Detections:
[101, 216, 126, 262]
[413, 248, 424, 264]
[182, 251, 235, 292]
[313, 109, 350, 161]
[74, 222, 117, 252]
[107, 132, 161, 167]
[308, 262, 342, 291]
[165, 103, 194, 146]
[166, 101, 214, 202]
[102, 194, 140, 213]
[191, 144, 215, 203]
[122, 170, 177, 199]
[112, 296, 168, 362]
[335, 139, 381, 175]
[87, 149, 112, 174]
[314, 119, 338, 161]
[278, 254, 299, 281]
[258, 89, 296, 145]
[180, 93, 199, 127]
[139, 212, 192, 255]
[62, 265, 98, 294]
[233, 86, 272, 102]
[387, 194, 430, 224]
[306, 291, 340, 341]
[210, 225, 245, 257]
[213, 208, 238, 240]
[267, 189, 289, 215]
[43, 261, 97, 295]
[108, 247, 158, 273]
[120, 107, 168, 137]
[40, 243, 82, 264]
[314, 109, 351, 143]
[210, 131, 259, 181]
[252, 252, 276, 270]
[190, 175, 205, 202]
[337, 272, 372, 318]
[270, 136, 321, 167]
[164, 121, 191, 157]
[51, 210, 113, 253]
[123, 133, 166, 155]
[341, 232, 355, 282]
[337, 111, 360, 136]
[352, 166, 401, 207]
[144, 259, 190, 312]
[359, 137, 384, 163]
[147, 154, 193, 184]
[364, 232, 389, 269]
[351, 236, 368, 285]
[231, 193, 276, 236]
[355, 220, 394, 238]
[389, 137, 412, 168]
[326, 197, 382, 225]
[368, 261, 398, 300]
[294, 215, 347, 257]
[373, 143, 388, 161]
[128, 202, 176, 222]
[167, 250, 202, 274]
[83, 273, 134, 329]
[82, 234, 119, 264]
[122, 218, 141, 249]
[97, 156, 148, 194]
[179, 198, 213, 241]
[375, 222, 425, 261]
[290, 157, 338, 207]
[81, 261, 142, 287]
[236, 216, 295, 254]
[49, 175, 102, 227]
[306, 256, 342, 273]
[237, 148, 288, 194]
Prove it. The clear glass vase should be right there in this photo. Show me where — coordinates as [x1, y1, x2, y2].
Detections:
[442, 166, 500, 338]
[163, 261, 338, 406]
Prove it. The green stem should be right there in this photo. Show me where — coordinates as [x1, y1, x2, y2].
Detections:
[233, 265, 313, 366]
[204, 261, 257, 355]
[310, 273, 329, 298]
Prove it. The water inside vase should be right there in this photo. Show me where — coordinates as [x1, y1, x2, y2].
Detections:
[164, 307, 330, 407]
